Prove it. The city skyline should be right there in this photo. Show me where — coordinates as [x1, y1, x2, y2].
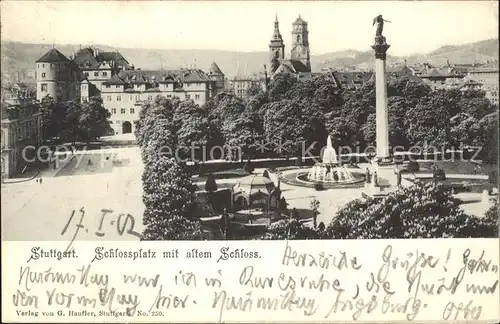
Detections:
[1, 1, 498, 56]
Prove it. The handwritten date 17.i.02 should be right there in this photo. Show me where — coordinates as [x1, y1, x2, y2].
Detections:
[61, 207, 142, 251]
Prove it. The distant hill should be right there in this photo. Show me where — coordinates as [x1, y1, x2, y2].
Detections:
[1, 38, 498, 83]
[315, 38, 499, 71]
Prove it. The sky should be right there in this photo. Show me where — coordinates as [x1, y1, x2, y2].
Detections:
[1, 1, 498, 56]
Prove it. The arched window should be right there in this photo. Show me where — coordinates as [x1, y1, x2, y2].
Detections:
[297, 35, 301, 43]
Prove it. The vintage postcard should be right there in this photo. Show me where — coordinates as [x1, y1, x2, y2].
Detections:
[1, 0, 499, 323]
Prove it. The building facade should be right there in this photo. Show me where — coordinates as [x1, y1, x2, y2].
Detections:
[35, 47, 226, 136]
[1, 84, 42, 179]
[229, 74, 267, 98]
[466, 67, 499, 105]
[100, 69, 220, 135]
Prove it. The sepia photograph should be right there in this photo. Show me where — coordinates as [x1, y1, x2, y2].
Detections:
[1, 0, 498, 244]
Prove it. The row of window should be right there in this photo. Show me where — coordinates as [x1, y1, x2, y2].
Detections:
[40, 83, 78, 92]
[37, 63, 65, 69]
[111, 108, 135, 114]
[105, 94, 200, 102]
[84, 71, 108, 78]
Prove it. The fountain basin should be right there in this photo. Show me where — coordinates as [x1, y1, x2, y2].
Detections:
[280, 170, 365, 189]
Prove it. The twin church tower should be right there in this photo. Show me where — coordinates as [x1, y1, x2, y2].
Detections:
[269, 14, 311, 75]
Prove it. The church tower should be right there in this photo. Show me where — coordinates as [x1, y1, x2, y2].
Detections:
[290, 15, 311, 72]
[269, 14, 285, 73]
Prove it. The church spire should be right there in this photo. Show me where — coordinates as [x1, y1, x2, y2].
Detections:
[269, 14, 285, 74]
[272, 14, 282, 40]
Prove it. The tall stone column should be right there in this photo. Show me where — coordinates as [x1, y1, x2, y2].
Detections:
[371, 36, 390, 161]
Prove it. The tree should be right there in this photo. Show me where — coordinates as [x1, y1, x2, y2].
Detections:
[326, 82, 375, 148]
[174, 100, 218, 161]
[208, 92, 246, 126]
[141, 156, 198, 240]
[476, 112, 498, 163]
[205, 173, 218, 193]
[79, 97, 112, 142]
[135, 100, 152, 147]
[222, 109, 264, 161]
[310, 198, 320, 228]
[267, 72, 297, 102]
[264, 98, 323, 158]
[405, 92, 452, 149]
[39, 95, 66, 142]
[60, 100, 82, 144]
[142, 119, 177, 164]
[458, 89, 496, 119]
[324, 182, 498, 239]
[136, 97, 179, 164]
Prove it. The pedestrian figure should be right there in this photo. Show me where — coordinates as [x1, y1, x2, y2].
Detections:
[396, 169, 402, 188]
[39, 178, 43, 185]
[35, 178, 39, 183]
[88, 158, 92, 166]
[365, 168, 371, 184]
[372, 171, 378, 187]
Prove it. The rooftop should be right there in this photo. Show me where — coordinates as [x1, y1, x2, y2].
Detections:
[209, 62, 224, 75]
[103, 69, 214, 85]
[36, 48, 70, 63]
[72, 47, 130, 70]
[293, 15, 307, 25]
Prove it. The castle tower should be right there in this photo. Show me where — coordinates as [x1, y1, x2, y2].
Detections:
[35, 48, 72, 101]
[269, 14, 285, 73]
[291, 15, 311, 72]
[208, 61, 225, 93]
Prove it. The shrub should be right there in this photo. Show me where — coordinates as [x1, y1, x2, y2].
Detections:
[314, 182, 324, 191]
[324, 182, 497, 239]
[279, 197, 288, 211]
[142, 215, 213, 241]
[407, 161, 420, 173]
[204, 173, 218, 193]
[243, 161, 254, 173]
[434, 168, 446, 181]
[261, 218, 318, 240]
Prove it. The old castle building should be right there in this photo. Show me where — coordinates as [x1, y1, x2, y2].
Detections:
[35, 47, 226, 135]
[101, 68, 220, 134]
[269, 15, 312, 79]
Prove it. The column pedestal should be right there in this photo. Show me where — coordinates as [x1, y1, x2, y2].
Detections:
[371, 36, 391, 162]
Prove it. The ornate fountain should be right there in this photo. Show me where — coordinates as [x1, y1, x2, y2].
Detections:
[306, 136, 357, 183]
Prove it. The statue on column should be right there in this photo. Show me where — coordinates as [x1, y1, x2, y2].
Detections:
[372, 15, 391, 37]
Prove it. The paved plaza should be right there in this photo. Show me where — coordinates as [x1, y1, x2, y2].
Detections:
[2, 147, 144, 241]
